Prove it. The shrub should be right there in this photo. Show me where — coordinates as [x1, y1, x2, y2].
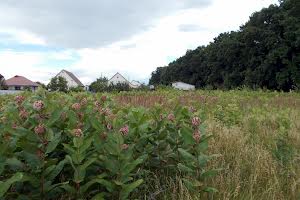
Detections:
[0, 90, 217, 199]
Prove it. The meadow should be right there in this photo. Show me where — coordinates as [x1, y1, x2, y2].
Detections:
[0, 89, 299, 200]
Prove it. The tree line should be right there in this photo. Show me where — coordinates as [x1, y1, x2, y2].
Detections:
[149, 0, 300, 91]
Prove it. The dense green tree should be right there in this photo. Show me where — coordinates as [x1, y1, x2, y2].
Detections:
[47, 76, 68, 92]
[149, 0, 300, 91]
[0, 74, 7, 90]
[89, 77, 108, 92]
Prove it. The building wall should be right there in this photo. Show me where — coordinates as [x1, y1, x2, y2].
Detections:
[8, 86, 37, 91]
[56, 71, 78, 88]
[172, 82, 195, 90]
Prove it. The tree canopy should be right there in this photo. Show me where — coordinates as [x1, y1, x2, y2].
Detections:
[149, 0, 300, 91]
[47, 76, 68, 92]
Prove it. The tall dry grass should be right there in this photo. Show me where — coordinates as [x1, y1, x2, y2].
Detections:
[115, 90, 300, 200]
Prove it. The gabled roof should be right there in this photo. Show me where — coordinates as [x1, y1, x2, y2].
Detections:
[108, 72, 129, 83]
[58, 69, 84, 86]
[5, 75, 39, 87]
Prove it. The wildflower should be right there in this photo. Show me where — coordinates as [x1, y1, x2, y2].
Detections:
[101, 95, 107, 102]
[119, 125, 129, 136]
[167, 113, 175, 122]
[15, 95, 25, 105]
[71, 103, 81, 111]
[19, 109, 29, 119]
[34, 124, 46, 135]
[94, 101, 101, 108]
[193, 130, 201, 143]
[189, 106, 196, 113]
[106, 123, 113, 130]
[33, 100, 44, 111]
[72, 128, 83, 137]
[80, 98, 88, 106]
[102, 108, 111, 116]
[12, 123, 17, 129]
[191, 117, 201, 127]
[121, 144, 129, 150]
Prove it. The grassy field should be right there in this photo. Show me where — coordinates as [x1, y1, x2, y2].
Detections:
[0, 89, 299, 199]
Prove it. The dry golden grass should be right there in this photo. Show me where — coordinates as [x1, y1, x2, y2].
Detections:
[114, 90, 300, 200]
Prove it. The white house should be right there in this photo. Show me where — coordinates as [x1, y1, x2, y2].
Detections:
[108, 72, 141, 88]
[172, 81, 195, 91]
[55, 69, 84, 88]
[130, 80, 142, 88]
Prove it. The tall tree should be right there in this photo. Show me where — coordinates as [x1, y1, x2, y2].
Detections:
[149, 0, 300, 91]
[47, 76, 68, 92]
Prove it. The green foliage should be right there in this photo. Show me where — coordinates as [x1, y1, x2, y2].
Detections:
[149, 0, 300, 91]
[0, 74, 7, 90]
[47, 76, 68, 92]
[89, 77, 109, 92]
[0, 90, 216, 199]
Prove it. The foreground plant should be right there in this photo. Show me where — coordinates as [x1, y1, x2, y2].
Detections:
[0, 90, 218, 199]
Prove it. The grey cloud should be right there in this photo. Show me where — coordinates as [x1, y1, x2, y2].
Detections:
[178, 24, 205, 32]
[0, 0, 212, 48]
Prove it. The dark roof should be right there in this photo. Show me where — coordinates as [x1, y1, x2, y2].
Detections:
[5, 75, 38, 87]
[60, 70, 84, 86]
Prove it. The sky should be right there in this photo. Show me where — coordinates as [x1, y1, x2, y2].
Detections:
[0, 0, 277, 85]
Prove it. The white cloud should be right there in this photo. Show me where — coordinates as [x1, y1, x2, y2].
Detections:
[0, 0, 278, 85]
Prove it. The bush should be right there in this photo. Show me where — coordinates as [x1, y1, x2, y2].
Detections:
[0, 90, 217, 199]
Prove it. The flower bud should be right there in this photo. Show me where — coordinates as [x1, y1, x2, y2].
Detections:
[34, 124, 46, 135]
[119, 125, 129, 136]
[33, 100, 44, 111]
[71, 103, 81, 110]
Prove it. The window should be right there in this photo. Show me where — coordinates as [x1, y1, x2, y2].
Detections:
[15, 86, 21, 90]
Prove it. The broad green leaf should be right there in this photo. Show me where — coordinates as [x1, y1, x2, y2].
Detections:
[178, 148, 195, 161]
[120, 179, 143, 200]
[46, 132, 61, 154]
[177, 163, 194, 173]
[0, 172, 23, 197]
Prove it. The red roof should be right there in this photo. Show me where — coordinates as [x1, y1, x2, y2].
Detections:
[5, 75, 38, 87]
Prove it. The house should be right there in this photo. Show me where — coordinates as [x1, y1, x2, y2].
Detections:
[108, 72, 140, 88]
[5, 75, 39, 91]
[55, 69, 84, 88]
[172, 81, 195, 91]
[130, 80, 142, 89]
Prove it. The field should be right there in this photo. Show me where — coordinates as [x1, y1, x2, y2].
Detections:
[0, 89, 299, 200]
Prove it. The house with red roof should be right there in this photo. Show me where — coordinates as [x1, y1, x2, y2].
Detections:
[5, 75, 39, 91]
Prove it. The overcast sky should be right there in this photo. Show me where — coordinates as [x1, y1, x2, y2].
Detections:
[0, 0, 277, 84]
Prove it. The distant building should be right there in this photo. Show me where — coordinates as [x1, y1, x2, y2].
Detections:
[130, 80, 142, 89]
[55, 69, 84, 88]
[172, 81, 195, 91]
[108, 72, 141, 88]
[5, 75, 39, 91]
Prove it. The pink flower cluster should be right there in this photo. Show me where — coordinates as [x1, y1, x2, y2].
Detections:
[119, 125, 129, 136]
[101, 96, 107, 102]
[15, 95, 25, 105]
[193, 130, 201, 143]
[121, 144, 129, 150]
[167, 113, 175, 122]
[33, 100, 44, 111]
[80, 98, 88, 106]
[72, 103, 81, 110]
[72, 128, 83, 137]
[34, 124, 46, 135]
[191, 117, 201, 127]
